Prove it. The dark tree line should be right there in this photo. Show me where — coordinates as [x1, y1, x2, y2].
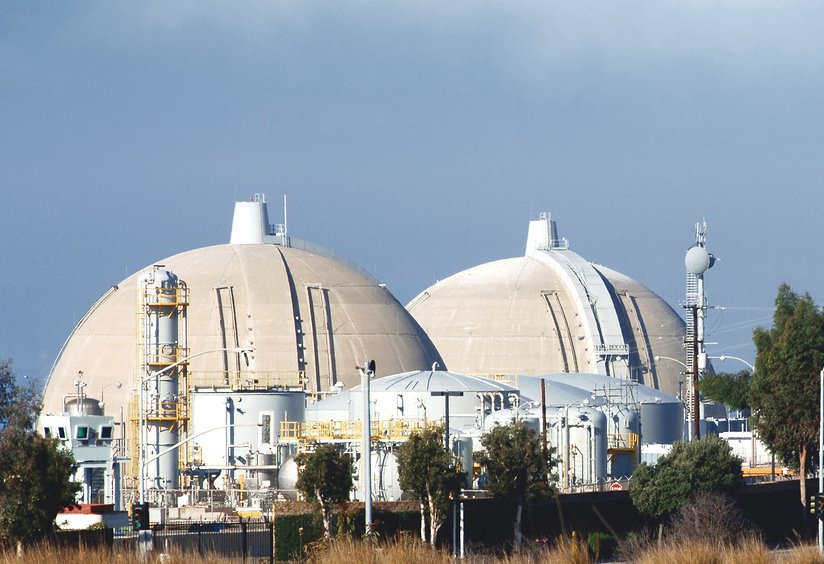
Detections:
[0, 359, 79, 547]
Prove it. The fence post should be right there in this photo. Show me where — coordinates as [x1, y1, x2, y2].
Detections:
[268, 520, 275, 564]
[240, 518, 248, 559]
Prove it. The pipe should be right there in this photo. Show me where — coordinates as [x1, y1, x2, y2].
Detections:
[494, 392, 504, 411]
[563, 406, 570, 490]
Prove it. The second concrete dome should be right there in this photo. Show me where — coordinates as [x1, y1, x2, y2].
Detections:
[407, 213, 687, 397]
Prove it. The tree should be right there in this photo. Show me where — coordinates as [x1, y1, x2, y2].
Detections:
[749, 284, 824, 529]
[396, 426, 465, 546]
[666, 491, 755, 546]
[0, 359, 79, 547]
[0, 359, 39, 430]
[629, 435, 742, 521]
[476, 421, 555, 548]
[0, 428, 79, 545]
[700, 370, 751, 412]
[295, 443, 353, 538]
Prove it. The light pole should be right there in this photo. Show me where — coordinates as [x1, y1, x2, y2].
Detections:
[710, 355, 754, 372]
[138, 346, 253, 504]
[431, 391, 464, 450]
[654, 355, 693, 440]
[431, 389, 463, 557]
[100, 381, 122, 410]
[654, 355, 687, 369]
[819, 366, 823, 554]
[141, 422, 261, 470]
[356, 360, 376, 537]
[709, 355, 755, 428]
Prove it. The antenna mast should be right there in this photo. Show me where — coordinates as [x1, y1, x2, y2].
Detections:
[684, 219, 715, 441]
[283, 194, 288, 239]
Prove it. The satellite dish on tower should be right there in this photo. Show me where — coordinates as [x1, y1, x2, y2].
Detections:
[685, 245, 714, 275]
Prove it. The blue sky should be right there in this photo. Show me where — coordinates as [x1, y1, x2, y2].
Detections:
[2, 2, 823, 383]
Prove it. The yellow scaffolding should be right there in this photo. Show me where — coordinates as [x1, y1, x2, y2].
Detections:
[128, 275, 191, 489]
[607, 432, 639, 452]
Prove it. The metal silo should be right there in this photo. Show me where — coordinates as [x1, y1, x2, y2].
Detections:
[640, 399, 685, 445]
[551, 405, 608, 489]
[189, 389, 305, 489]
[138, 266, 188, 500]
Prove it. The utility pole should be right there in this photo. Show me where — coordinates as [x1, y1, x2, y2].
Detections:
[684, 220, 715, 441]
[819, 366, 823, 553]
[357, 360, 376, 537]
[431, 389, 463, 556]
[692, 305, 700, 441]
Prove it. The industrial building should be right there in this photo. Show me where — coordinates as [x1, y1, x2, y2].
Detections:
[40, 195, 690, 516]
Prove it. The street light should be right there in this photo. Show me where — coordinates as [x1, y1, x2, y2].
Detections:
[138, 346, 254, 503]
[141, 422, 261, 469]
[100, 381, 122, 408]
[431, 389, 464, 558]
[654, 355, 687, 369]
[654, 355, 695, 441]
[710, 355, 755, 372]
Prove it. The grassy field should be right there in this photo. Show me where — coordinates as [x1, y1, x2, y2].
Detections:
[3, 537, 824, 563]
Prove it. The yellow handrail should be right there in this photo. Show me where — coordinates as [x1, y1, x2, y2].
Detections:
[280, 418, 435, 442]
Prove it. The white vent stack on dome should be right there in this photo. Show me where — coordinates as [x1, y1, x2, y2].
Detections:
[230, 194, 271, 244]
[525, 212, 565, 254]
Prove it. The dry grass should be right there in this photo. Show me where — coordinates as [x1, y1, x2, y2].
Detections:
[3, 537, 824, 563]
[0, 543, 241, 564]
[627, 538, 771, 564]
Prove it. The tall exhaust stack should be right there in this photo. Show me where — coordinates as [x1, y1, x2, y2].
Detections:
[230, 193, 271, 244]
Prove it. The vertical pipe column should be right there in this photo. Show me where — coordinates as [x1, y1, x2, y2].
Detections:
[359, 361, 375, 536]
[141, 268, 184, 499]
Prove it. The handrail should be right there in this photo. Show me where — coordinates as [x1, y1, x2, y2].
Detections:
[280, 418, 434, 442]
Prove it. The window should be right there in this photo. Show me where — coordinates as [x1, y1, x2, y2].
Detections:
[43, 427, 52, 438]
[75, 426, 89, 440]
[99, 426, 113, 440]
[58, 427, 67, 440]
[259, 412, 273, 445]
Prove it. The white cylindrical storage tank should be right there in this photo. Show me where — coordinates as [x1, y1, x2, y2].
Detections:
[351, 449, 403, 502]
[481, 408, 519, 433]
[602, 404, 640, 446]
[453, 437, 474, 489]
[189, 389, 305, 485]
[65, 397, 103, 416]
[277, 456, 299, 499]
[373, 449, 402, 502]
[640, 400, 684, 445]
[481, 404, 608, 488]
[256, 453, 277, 489]
[335, 370, 520, 435]
[552, 406, 608, 488]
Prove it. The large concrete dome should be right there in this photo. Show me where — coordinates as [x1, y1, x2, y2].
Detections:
[407, 213, 687, 397]
[43, 200, 442, 420]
